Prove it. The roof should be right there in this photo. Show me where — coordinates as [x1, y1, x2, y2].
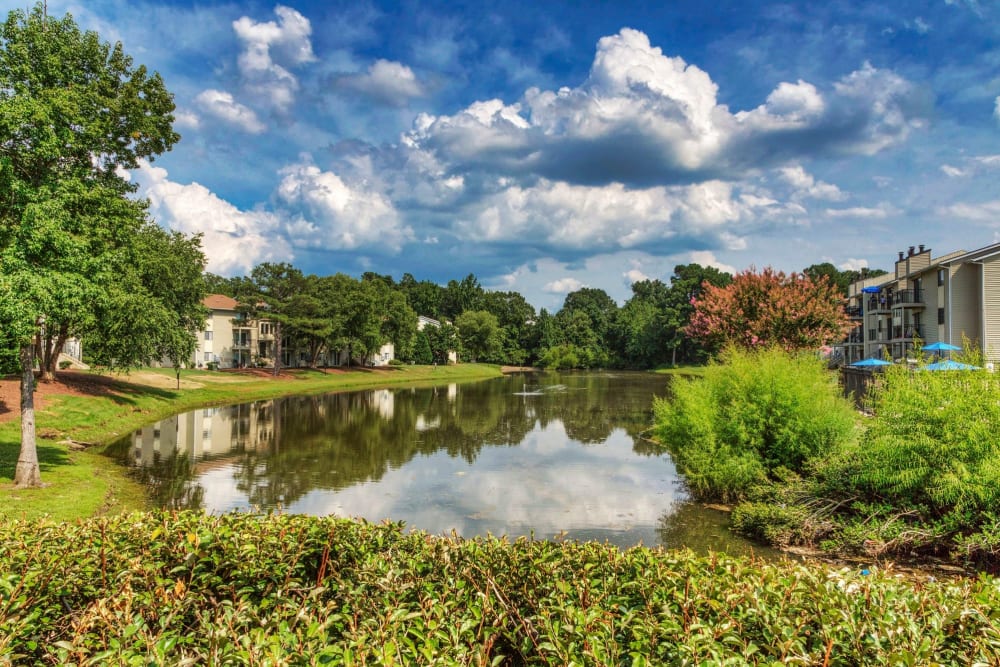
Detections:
[203, 294, 239, 311]
[941, 242, 1000, 266]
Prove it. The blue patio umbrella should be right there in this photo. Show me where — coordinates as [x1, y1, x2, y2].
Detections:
[851, 357, 892, 367]
[922, 359, 980, 371]
[922, 342, 961, 352]
[861, 287, 881, 293]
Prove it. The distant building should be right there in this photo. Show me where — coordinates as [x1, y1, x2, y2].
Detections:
[195, 294, 397, 369]
[837, 242, 1000, 364]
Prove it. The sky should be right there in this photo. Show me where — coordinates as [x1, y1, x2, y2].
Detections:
[10, 0, 1000, 310]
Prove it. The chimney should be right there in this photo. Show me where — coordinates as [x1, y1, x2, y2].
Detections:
[898, 251, 904, 261]
[908, 246, 915, 257]
[919, 244, 925, 253]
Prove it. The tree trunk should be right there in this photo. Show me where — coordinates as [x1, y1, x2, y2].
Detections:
[14, 344, 42, 488]
[37, 325, 68, 381]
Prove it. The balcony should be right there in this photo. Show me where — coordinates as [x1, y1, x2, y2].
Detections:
[891, 325, 922, 340]
[867, 297, 891, 313]
[845, 305, 863, 319]
[891, 289, 924, 308]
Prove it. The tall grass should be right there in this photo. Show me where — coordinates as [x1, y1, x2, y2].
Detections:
[653, 346, 857, 502]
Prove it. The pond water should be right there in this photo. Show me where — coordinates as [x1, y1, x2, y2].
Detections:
[105, 371, 777, 555]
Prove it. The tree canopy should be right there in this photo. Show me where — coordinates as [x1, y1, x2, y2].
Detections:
[0, 4, 189, 487]
[687, 267, 852, 352]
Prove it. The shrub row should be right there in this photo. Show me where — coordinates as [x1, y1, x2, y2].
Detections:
[3, 512, 1000, 664]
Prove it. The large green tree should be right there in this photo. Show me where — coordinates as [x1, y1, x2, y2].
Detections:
[237, 263, 307, 376]
[0, 4, 180, 487]
[455, 310, 502, 363]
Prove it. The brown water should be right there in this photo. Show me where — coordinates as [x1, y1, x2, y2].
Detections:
[105, 371, 778, 555]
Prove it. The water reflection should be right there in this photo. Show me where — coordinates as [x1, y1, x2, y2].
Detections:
[106, 372, 763, 552]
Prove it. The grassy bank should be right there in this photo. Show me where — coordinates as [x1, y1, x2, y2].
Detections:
[3, 511, 998, 665]
[0, 364, 502, 521]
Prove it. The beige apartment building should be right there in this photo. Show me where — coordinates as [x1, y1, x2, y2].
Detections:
[193, 294, 395, 369]
[838, 242, 1000, 365]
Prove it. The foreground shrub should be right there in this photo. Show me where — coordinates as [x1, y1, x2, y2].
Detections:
[653, 346, 856, 502]
[815, 363, 1000, 560]
[2, 512, 1000, 664]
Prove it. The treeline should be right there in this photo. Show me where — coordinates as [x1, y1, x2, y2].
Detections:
[207, 263, 738, 369]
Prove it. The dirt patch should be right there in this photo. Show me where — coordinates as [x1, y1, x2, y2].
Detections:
[0, 371, 131, 424]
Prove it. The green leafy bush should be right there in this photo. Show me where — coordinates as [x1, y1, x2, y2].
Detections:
[2, 512, 1000, 664]
[653, 346, 856, 502]
[816, 363, 1000, 559]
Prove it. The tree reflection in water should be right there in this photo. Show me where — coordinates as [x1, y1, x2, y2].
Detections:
[102, 372, 763, 552]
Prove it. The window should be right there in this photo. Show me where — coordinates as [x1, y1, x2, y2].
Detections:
[204, 331, 213, 341]
[938, 308, 945, 325]
[260, 323, 272, 336]
[204, 352, 213, 362]
[938, 269, 945, 286]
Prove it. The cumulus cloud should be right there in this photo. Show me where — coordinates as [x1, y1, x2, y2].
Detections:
[839, 258, 870, 271]
[451, 179, 749, 255]
[940, 164, 966, 177]
[334, 59, 424, 106]
[777, 165, 845, 200]
[402, 29, 927, 188]
[276, 160, 412, 252]
[687, 251, 737, 275]
[544, 278, 584, 293]
[995, 96, 1000, 122]
[195, 90, 266, 133]
[233, 5, 315, 111]
[134, 161, 291, 275]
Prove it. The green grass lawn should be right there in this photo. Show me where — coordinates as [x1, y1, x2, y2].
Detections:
[653, 364, 706, 377]
[0, 364, 502, 521]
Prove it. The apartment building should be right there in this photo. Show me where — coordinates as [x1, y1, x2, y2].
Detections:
[194, 294, 395, 369]
[838, 242, 1000, 365]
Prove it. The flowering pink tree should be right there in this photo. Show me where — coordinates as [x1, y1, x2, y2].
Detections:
[686, 267, 852, 352]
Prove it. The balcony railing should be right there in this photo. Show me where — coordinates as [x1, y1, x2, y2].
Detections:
[867, 289, 925, 310]
[891, 325, 922, 340]
[845, 305, 863, 318]
[892, 289, 924, 307]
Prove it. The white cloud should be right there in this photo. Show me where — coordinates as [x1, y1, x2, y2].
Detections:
[134, 161, 290, 275]
[995, 96, 1000, 122]
[940, 164, 966, 177]
[454, 179, 746, 253]
[975, 155, 1000, 166]
[939, 200, 1000, 222]
[334, 59, 424, 106]
[195, 90, 266, 134]
[839, 258, 870, 272]
[777, 165, 845, 200]
[173, 110, 201, 129]
[233, 5, 315, 111]
[403, 29, 925, 188]
[544, 278, 584, 293]
[276, 160, 412, 252]
[825, 205, 894, 219]
[687, 250, 737, 274]
[624, 268, 650, 284]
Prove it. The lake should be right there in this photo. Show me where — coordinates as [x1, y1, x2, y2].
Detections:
[106, 371, 775, 555]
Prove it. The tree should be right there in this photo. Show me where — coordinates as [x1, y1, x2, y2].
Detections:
[399, 273, 443, 319]
[687, 267, 853, 353]
[237, 263, 306, 376]
[441, 274, 484, 320]
[561, 288, 618, 345]
[0, 4, 179, 487]
[412, 331, 433, 364]
[662, 264, 732, 365]
[455, 310, 502, 363]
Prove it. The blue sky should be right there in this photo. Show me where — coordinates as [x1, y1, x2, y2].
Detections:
[12, 0, 1000, 310]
